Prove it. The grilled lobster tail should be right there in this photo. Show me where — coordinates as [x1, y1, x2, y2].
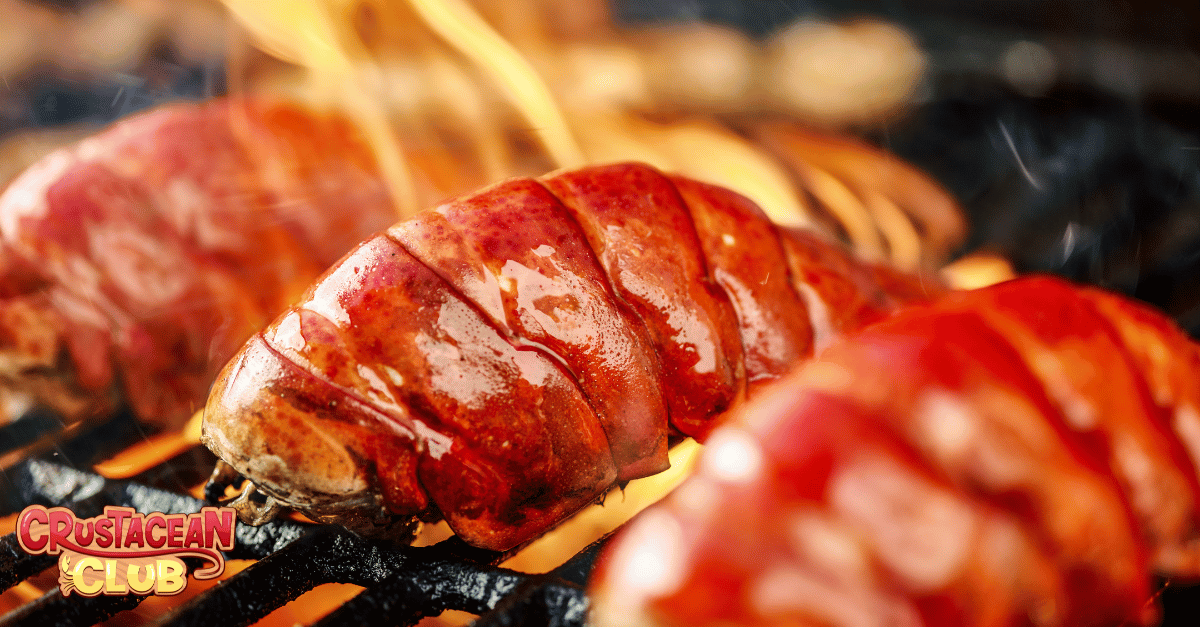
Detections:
[201, 162, 941, 551]
[591, 275, 1200, 627]
[0, 99, 397, 428]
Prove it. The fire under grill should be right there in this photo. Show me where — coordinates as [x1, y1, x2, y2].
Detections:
[0, 410, 601, 627]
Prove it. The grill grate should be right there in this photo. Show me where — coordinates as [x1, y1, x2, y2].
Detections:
[10, 408, 1200, 627]
[0, 418, 599, 627]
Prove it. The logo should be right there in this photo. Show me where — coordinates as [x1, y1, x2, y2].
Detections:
[16, 505, 236, 597]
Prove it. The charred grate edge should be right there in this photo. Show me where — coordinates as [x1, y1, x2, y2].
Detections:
[1, 458, 599, 627]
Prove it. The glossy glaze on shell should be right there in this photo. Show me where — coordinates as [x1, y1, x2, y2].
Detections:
[203, 162, 938, 551]
[590, 276, 1200, 627]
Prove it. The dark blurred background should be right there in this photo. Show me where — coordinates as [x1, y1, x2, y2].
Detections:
[620, 0, 1200, 334]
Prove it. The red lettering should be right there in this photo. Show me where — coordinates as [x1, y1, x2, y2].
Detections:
[94, 518, 113, 548]
[167, 515, 184, 548]
[106, 507, 133, 548]
[146, 515, 167, 549]
[74, 521, 94, 546]
[125, 516, 145, 548]
[47, 509, 73, 553]
[204, 508, 235, 550]
[17, 506, 48, 553]
[184, 516, 204, 547]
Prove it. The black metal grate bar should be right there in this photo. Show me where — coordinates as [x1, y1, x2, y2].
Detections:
[308, 547, 524, 627]
[1, 458, 316, 626]
[152, 527, 349, 627]
[545, 535, 609, 588]
[469, 579, 588, 627]
[0, 458, 605, 627]
[2, 587, 145, 627]
[0, 535, 54, 593]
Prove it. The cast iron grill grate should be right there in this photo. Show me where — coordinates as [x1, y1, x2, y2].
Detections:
[0, 411, 597, 627]
[7, 407, 1200, 627]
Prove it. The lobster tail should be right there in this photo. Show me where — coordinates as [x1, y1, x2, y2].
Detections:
[0, 99, 397, 428]
[590, 275, 1200, 627]
[203, 162, 936, 550]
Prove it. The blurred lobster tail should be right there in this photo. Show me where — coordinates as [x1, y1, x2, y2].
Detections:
[0, 98, 397, 429]
[590, 274, 1200, 627]
[201, 162, 944, 552]
[736, 119, 969, 272]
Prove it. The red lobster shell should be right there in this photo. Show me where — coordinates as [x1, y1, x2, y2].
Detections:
[201, 162, 941, 551]
[590, 275, 1200, 627]
[0, 98, 396, 428]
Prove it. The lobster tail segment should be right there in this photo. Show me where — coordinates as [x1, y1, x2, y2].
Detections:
[590, 275, 1200, 627]
[388, 175, 674, 481]
[204, 163, 938, 551]
[543, 164, 745, 440]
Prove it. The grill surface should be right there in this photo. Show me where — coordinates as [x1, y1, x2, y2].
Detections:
[6, 408, 1200, 626]
[0, 411, 598, 627]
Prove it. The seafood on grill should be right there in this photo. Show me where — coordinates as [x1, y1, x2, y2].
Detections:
[0, 98, 397, 429]
[201, 162, 943, 551]
[590, 275, 1200, 627]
